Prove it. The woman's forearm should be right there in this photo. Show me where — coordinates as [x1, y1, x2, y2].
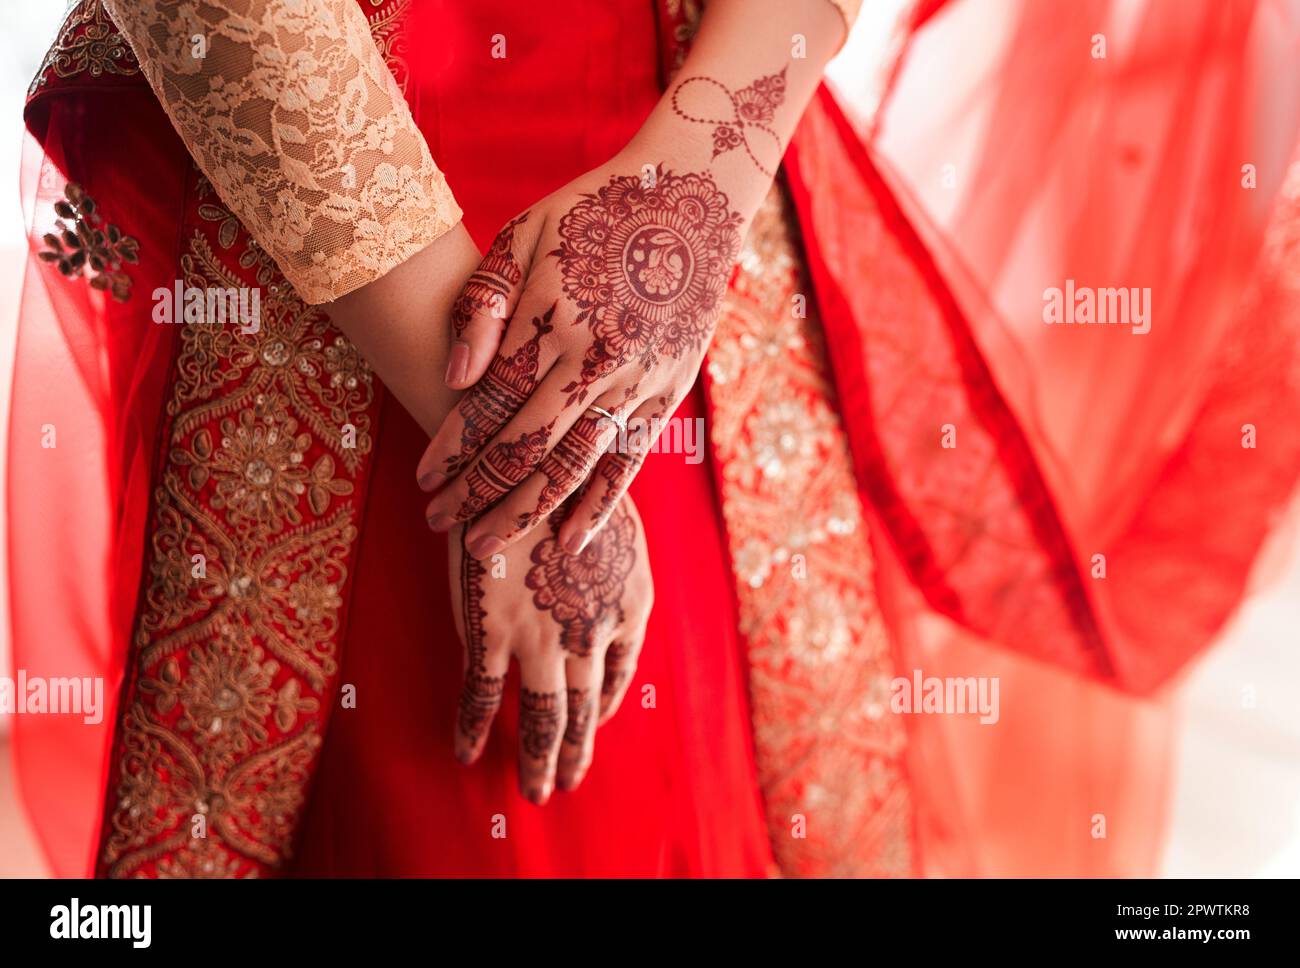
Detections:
[324, 222, 481, 435]
[625, 0, 846, 220]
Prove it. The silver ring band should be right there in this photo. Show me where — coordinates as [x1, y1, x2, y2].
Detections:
[587, 405, 626, 431]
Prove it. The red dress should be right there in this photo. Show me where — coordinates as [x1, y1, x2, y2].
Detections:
[13, 0, 1300, 879]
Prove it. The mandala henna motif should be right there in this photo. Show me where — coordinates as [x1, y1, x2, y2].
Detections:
[451, 211, 528, 338]
[526, 505, 636, 657]
[671, 68, 787, 176]
[519, 688, 563, 763]
[447, 305, 553, 475]
[552, 167, 742, 405]
[458, 539, 504, 746]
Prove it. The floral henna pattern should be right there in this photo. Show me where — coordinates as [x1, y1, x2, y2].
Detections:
[458, 540, 505, 747]
[451, 211, 528, 338]
[526, 504, 636, 657]
[519, 688, 563, 763]
[552, 167, 742, 405]
[447, 306, 553, 476]
[671, 68, 787, 176]
[563, 688, 594, 746]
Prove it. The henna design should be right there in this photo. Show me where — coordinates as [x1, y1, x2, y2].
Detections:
[586, 395, 669, 526]
[447, 306, 554, 475]
[451, 212, 528, 338]
[563, 687, 595, 746]
[671, 68, 787, 176]
[552, 167, 743, 405]
[601, 640, 634, 707]
[458, 539, 504, 746]
[457, 422, 553, 520]
[519, 688, 563, 763]
[526, 505, 636, 657]
[516, 413, 609, 532]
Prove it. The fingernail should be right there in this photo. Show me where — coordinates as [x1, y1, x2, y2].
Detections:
[526, 783, 551, 805]
[467, 535, 505, 558]
[418, 470, 446, 492]
[564, 529, 589, 554]
[445, 341, 470, 385]
[427, 512, 456, 532]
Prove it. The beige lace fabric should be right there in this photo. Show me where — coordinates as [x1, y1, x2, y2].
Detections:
[103, 0, 461, 304]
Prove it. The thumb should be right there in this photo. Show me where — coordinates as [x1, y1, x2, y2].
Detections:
[446, 211, 534, 389]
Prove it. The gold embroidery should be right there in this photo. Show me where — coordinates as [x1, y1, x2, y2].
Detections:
[36, 182, 139, 301]
[28, 0, 140, 97]
[706, 183, 914, 876]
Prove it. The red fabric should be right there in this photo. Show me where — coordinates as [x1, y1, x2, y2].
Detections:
[12, 0, 1300, 878]
[815, 0, 1300, 693]
[289, 0, 771, 875]
[11, 88, 188, 876]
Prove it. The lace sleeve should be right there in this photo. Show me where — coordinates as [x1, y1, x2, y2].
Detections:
[102, 0, 461, 304]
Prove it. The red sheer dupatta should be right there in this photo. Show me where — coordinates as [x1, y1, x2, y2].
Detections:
[784, 0, 1300, 873]
[10, 76, 185, 875]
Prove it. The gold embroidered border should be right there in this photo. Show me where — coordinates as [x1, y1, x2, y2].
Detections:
[705, 184, 914, 876]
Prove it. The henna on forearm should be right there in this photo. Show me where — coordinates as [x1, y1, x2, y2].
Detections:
[671, 67, 788, 176]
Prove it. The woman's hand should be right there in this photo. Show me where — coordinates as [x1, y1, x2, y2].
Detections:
[416, 150, 746, 558]
[449, 495, 653, 804]
[415, 0, 845, 559]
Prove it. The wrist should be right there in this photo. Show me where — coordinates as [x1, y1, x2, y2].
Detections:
[618, 106, 773, 224]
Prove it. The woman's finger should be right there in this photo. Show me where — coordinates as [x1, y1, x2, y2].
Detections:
[446, 211, 535, 389]
[556, 651, 603, 793]
[460, 397, 627, 555]
[451, 531, 511, 765]
[422, 359, 583, 537]
[516, 653, 567, 805]
[598, 636, 643, 726]
[557, 393, 670, 553]
[417, 303, 560, 493]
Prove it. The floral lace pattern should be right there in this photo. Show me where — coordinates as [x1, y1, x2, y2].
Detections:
[102, 0, 460, 303]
